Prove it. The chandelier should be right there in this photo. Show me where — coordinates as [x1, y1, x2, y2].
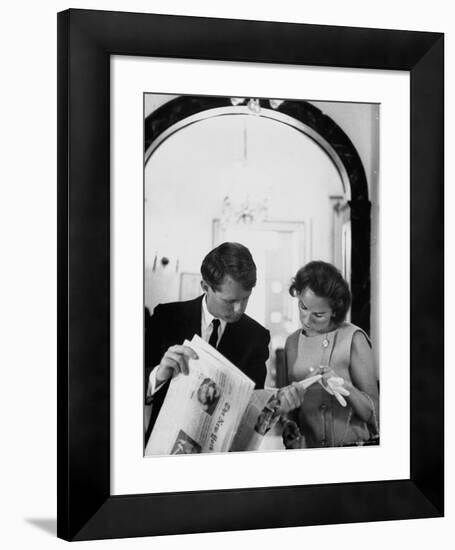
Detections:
[220, 195, 269, 228]
[217, 97, 279, 228]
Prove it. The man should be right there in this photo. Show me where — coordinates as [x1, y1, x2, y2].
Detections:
[144, 242, 270, 444]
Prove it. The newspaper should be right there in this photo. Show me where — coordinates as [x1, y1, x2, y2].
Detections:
[144, 335, 324, 455]
[145, 335, 257, 455]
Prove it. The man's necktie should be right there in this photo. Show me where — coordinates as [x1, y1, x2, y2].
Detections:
[208, 319, 220, 348]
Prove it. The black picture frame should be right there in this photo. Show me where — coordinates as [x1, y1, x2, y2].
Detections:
[57, 9, 444, 541]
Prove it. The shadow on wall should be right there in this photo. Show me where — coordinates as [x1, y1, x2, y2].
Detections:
[25, 518, 56, 536]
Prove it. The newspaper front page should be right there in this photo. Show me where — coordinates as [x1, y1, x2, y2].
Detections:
[145, 335, 255, 456]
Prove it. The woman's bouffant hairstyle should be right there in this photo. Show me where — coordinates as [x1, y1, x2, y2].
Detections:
[289, 261, 351, 325]
[201, 242, 257, 291]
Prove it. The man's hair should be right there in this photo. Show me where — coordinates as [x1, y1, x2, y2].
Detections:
[201, 242, 257, 291]
[289, 261, 351, 325]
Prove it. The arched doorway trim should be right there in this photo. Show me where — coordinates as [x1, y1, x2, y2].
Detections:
[145, 105, 351, 200]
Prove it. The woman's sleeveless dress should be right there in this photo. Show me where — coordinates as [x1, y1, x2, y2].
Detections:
[286, 323, 373, 448]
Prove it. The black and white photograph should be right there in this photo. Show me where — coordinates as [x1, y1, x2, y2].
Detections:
[195, 377, 221, 416]
[143, 93, 380, 455]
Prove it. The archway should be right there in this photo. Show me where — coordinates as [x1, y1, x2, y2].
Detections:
[144, 95, 371, 332]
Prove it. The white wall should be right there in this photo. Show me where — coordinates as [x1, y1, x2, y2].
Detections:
[1, 2, 452, 550]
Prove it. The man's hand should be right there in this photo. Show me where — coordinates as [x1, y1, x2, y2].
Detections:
[277, 374, 322, 413]
[155, 345, 198, 386]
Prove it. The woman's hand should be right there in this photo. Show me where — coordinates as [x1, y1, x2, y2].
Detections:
[277, 383, 301, 413]
[318, 367, 350, 406]
[277, 374, 322, 413]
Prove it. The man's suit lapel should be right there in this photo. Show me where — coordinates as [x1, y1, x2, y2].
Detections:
[181, 295, 203, 339]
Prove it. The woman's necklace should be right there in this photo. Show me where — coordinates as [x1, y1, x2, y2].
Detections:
[308, 332, 330, 374]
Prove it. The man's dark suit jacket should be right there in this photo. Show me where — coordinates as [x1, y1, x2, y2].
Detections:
[144, 295, 270, 444]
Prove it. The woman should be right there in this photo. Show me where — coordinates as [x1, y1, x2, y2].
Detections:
[278, 261, 379, 449]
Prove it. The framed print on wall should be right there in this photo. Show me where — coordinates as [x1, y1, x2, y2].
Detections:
[57, 9, 444, 541]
